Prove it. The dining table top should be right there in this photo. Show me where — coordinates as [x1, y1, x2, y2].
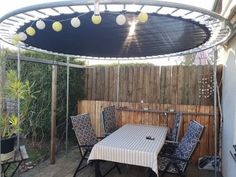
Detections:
[88, 124, 168, 176]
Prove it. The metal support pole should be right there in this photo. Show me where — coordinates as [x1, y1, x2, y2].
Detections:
[116, 60, 120, 107]
[65, 57, 69, 154]
[17, 45, 20, 150]
[213, 47, 218, 177]
[0, 43, 3, 177]
[16, 45, 20, 177]
[0, 44, 4, 118]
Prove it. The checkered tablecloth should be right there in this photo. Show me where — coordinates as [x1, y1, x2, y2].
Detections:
[88, 124, 168, 175]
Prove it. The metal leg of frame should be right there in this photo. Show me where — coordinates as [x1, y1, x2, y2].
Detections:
[73, 150, 89, 177]
[148, 169, 157, 177]
[10, 161, 23, 177]
[95, 160, 102, 177]
[115, 163, 121, 174]
[2, 161, 23, 177]
[3, 164, 11, 173]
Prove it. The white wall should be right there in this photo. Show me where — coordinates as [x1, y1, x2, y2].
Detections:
[222, 35, 236, 177]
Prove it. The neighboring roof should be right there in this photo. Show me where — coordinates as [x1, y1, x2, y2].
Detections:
[0, 0, 233, 60]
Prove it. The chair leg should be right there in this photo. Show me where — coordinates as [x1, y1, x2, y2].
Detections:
[73, 150, 89, 177]
[115, 163, 121, 174]
[95, 161, 102, 177]
[102, 163, 121, 177]
[148, 169, 157, 177]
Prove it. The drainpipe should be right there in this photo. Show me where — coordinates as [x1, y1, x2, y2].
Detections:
[212, 0, 221, 12]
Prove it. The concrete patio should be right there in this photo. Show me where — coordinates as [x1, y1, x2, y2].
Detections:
[20, 148, 220, 177]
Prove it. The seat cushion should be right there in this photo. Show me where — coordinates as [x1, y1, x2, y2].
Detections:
[158, 156, 187, 174]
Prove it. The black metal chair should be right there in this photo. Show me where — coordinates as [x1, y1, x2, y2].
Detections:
[102, 106, 117, 136]
[158, 120, 204, 177]
[166, 112, 183, 143]
[71, 113, 121, 177]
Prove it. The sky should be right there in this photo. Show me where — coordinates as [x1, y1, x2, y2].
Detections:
[0, 0, 216, 65]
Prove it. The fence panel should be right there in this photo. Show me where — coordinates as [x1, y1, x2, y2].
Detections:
[84, 65, 222, 105]
[78, 100, 218, 164]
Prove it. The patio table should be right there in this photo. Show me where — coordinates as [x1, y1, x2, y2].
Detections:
[88, 124, 168, 177]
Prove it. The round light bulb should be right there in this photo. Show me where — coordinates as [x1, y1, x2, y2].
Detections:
[12, 34, 21, 45]
[52, 21, 62, 32]
[12, 34, 21, 41]
[36, 20, 46, 30]
[116, 14, 126, 25]
[138, 12, 148, 23]
[91, 14, 102, 25]
[18, 32, 27, 41]
[71, 17, 81, 28]
[12, 39, 19, 45]
[26, 27, 36, 36]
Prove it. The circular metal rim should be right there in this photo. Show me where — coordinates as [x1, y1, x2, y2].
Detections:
[0, 0, 233, 60]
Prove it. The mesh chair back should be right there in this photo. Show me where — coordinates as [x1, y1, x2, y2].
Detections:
[174, 120, 204, 170]
[102, 105, 117, 134]
[71, 113, 98, 154]
[169, 112, 183, 142]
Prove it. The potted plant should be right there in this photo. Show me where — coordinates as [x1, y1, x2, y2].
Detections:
[0, 70, 37, 161]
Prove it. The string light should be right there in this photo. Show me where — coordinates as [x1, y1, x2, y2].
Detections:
[91, 15, 102, 25]
[12, 34, 21, 45]
[71, 17, 81, 28]
[116, 14, 126, 25]
[92, 0, 102, 25]
[26, 26, 36, 36]
[36, 19, 46, 30]
[18, 32, 27, 41]
[52, 21, 62, 32]
[15, 10, 149, 40]
[138, 12, 148, 23]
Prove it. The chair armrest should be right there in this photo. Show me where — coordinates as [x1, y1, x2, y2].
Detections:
[165, 140, 178, 144]
[160, 141, 178, 154]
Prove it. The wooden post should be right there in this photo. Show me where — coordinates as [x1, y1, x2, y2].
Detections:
[50, 65, 57, 164]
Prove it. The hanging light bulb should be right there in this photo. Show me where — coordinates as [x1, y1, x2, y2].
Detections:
[52, 21, 62, 32]
[138, 12, 148, 23]
[36, 19, 46, 30]
[12, 39, 19, 45]
[71, 17, 81, 28]
[12, 34, 21, 45]
[26, 26, 36, 36]
[116, 14, 126, 25]
[92, 0, 102, 25]
[18, 32, 27, 41]
[91, 15, 102, 25]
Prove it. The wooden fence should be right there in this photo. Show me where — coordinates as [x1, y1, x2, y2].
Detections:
[84, 65, 223, 105]
[78, 100, 218, 164]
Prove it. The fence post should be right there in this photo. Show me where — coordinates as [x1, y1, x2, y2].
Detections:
[50, 65, 57, 164]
